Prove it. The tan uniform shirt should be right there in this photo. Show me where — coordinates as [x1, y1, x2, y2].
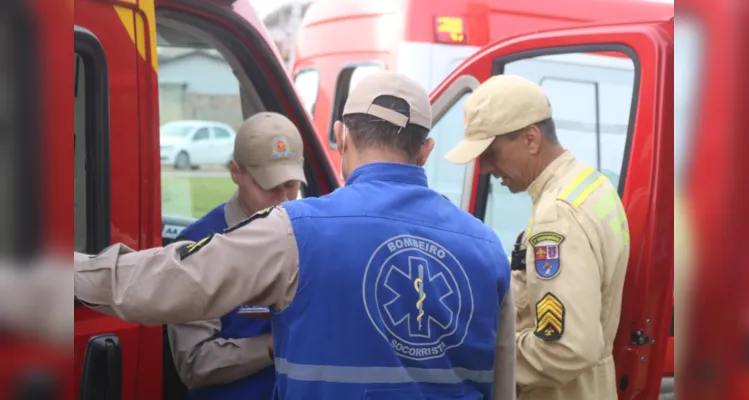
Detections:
[74, 205, 516, 399]
[166, 192, 274, 389]
[513, 150, 630, 400]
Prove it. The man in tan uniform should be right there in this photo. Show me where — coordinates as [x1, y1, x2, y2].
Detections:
[444, 74, 630, 400]
[74, 71, 517, 400]
[167, 112, 305, 399]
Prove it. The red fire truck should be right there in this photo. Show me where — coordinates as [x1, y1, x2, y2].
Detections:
[67, 0, 673, 399]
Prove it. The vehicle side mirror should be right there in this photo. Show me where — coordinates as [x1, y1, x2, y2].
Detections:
[80, 334, 122, 400]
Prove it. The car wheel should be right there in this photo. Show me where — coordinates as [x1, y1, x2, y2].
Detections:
[175, 152, 190, 170]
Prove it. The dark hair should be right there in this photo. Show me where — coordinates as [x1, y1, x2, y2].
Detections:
[342, 95, 429, 163]
[504, 118, 558, 144]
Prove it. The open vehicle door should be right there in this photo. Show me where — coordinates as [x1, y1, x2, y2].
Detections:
[74, 0, 338, 398]
[428, 19, 673, 400]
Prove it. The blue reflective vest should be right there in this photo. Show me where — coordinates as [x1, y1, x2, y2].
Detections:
[273, 162, 511, 400]
[178, 203, 276, 400]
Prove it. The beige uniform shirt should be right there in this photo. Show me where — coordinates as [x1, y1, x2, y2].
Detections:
[166, 192, 274, 389]
[513, 150, 630, 400]
[74, 204, 517, 399]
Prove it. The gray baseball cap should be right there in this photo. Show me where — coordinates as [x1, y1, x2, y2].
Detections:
[342, 70, 432, 130]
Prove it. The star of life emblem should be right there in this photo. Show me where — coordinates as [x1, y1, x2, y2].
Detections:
[363, 235, 474, 361]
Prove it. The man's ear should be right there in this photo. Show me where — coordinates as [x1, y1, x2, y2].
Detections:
[526, 125, 542, 155]
[334, 121, 345, 152]
[228, 160, 241, 185]
[416, 137, 436, 166]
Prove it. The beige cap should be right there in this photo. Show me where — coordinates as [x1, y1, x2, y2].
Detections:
[342, 70, 431, 130]
[234, 112, 307, 190]
[444, 75, 552, 165]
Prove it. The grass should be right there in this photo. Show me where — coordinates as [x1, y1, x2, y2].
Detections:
[162, 176, 236, 218]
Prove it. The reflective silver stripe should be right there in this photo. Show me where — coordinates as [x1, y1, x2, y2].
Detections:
[275, 358, 494, 384]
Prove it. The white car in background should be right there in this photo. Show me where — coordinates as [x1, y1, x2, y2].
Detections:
[159, 120, 236, 170]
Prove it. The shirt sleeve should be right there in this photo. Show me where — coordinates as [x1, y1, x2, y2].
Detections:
[493, 287, 516, 400]
[74, 206, 299, 326]
[516, 201, 604, 389]
[167, 319, 273, 389]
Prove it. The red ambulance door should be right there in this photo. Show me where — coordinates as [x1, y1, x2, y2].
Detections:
[74, 0, 162, 398]
[429, 20, 674, 400]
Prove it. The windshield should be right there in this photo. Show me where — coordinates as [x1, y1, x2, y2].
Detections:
[160, 124, 193, 138]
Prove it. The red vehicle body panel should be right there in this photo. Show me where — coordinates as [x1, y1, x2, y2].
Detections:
[676, 0, 749, 399]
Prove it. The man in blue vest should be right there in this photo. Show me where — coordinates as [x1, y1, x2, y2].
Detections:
[74, 71, 517, 399]
[168, 111, 306, 399]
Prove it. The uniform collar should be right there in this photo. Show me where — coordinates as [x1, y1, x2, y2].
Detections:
[345, 162, 428, 187]
[224, 190, 250, 227]
[527, 150, 575, 204]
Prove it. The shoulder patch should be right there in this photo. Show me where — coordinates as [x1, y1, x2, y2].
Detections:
[178, 233, 215, 260]
[534, 292, 565, 341]
[224, 206, 276, 234]
[529, 232, 564, 279]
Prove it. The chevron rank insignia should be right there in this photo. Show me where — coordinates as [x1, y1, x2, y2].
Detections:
[178, 233, 215, 260]
[534, 292, 565, 341]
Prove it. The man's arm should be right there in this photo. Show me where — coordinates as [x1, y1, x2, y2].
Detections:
[167, 320, 273, 389]
[516, 202, 604, 389]
[74, 206, 299, 326]
[493, 287, 516, 400]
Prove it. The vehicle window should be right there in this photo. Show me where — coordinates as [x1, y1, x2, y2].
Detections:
[294, 68, 319, 118]
[158, 43, 241, 220]
[485, 51, 636, 254]
[423, 93, 470, 206]
[328, 63, 385, 148]
[192, 128, 210, 141]
[213, 127, 232, 139]
[74, 34, 111, 254]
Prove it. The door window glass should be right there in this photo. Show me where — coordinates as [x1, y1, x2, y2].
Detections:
[485, 51, 637, 254]
[192, 128, 210, 141]
[294, 68, 320, 117]
[423, 93, 470, 206]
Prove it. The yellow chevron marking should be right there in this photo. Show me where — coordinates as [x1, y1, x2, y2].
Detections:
[537, 300, 563, 318]
[537, 314, 563, 332]
[113, 0, 159, 73]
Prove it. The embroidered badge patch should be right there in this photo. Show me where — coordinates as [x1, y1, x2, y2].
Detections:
[178, 233, 215, 260]
[534, 292, 565, 341]
[271, 136, 292, 159]
[529, 232, 565, 280]
[224, 206, 276, 234]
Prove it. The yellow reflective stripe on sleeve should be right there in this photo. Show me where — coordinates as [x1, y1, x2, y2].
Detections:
[558, 166, 594, 201]
[572, 174, 608, 208]
[558, 167, 605, 208]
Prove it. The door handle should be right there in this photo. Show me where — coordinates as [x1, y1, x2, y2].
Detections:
[80, 333, 122, 400]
